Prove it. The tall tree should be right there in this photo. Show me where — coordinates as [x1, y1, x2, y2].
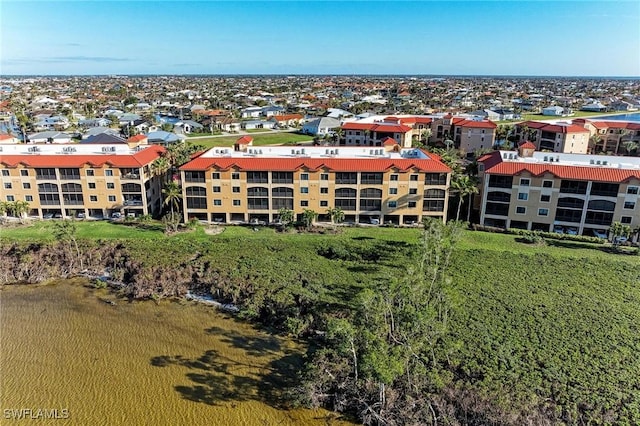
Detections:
[162, 181, 182, 217]
[326, 206, 344, 226]
[12, 200, 30, 224]
[450, 175, 479, 221]
[301, 209, 317, 230]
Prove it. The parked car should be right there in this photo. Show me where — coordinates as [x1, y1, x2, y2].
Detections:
[566, 227, 578, 235]
[614, 236, 628, 244]
[43, 213, 54, 219]
[53, 213, 63, 219]
[370, 218, 380, 225]
[111, 212, 122, 219]
[592, 229, 608, 239]
[553, 225, 564, 234]
[77, 213, 85, 219]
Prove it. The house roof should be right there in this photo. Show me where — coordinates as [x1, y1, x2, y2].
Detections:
[382, 137, 398, 146]
[341, 122, 412, 133]
[518, 121, 589, 134]
[451, 118, 497, 129]
[236, 135, 253, 145]
[271, 114, 303, 122]
[578, 119, 640, 131]
[81, 133, 127, 144]
[180, 157, 451, 173]
[0, 145, 165, 168]
[479, 151, 640, 183]
[519, 141, 536, 149]
[127, 134, 148, 142]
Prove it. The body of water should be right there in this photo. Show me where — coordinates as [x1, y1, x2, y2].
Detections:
[587, 112, 640, 122]
[0, 280, 351, 425]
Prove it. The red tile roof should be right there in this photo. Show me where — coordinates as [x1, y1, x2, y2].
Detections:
[382, 137, 398, 146]
[452, 118, 497, 129]
[479, 151, 640, 182]
[180, 156, 451, 173]
[0, 133, 16, 140]
[127, 134, 148, 142]
[271, 114, 303, 122]
[0, 145, 165, 168]
[519, 141, 536, 149]
[519, 121, 589, 134]
[341, 122, 412, 133]
[236, 135, 253, 145]
[578, 119, 640, 131]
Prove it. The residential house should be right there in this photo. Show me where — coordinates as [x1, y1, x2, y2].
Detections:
[0, 134, 21, 144]
[268, 114, 304, 129]
[27, 131, 73, 144]
[240, 120, 276, 131]
[174, 120, 204, 134]
[302, 117, 342, 136]
[146, 131, 185, 146]
[341, 119, 413, 147]
[580, 102, 607, 112]
[574, 119, 640, 154]
[542, 106, 565, 116]
[240, 106, 263, 118]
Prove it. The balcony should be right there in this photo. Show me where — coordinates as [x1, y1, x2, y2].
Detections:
[121, 173, 140, 180]
[123, 199, 143, 206]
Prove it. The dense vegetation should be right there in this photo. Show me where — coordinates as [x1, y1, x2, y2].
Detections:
[1, 221, 639, 424]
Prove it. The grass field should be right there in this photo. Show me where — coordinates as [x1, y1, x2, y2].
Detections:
[2, 220, 639, 422]
[186, 132, 313, 148]
[497, 110, 627, 124]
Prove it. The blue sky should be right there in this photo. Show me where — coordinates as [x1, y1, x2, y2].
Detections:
[1, 1, 639, 76]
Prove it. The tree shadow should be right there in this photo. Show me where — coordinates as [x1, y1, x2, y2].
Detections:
[150, 329, 301, 408]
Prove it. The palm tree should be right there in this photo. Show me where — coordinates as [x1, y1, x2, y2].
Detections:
[450, 175, 479, 221]
[326, 207, 344, 226]
[301, 209, 317, 230]
[151, 157, 170, 178]
[277, 208, 294, 229]
[333, 127, 344, 146]
[623, 140, 638, 156]
[162, 181, 182, 217]
[12, 200, 30, 224]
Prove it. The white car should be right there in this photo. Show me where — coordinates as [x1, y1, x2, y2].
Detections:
[566, 227, 578, 235]
[592, 229, 607, 239]
[553, 225, 564, 234]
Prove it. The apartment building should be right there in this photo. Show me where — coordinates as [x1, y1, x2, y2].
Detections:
[478, 143, 640, 237]
[515, 120, 590, 153]
[341, 119, 414, 147]
[574, 119, 640, 154]
[0, 143, 166, 219]
[179, 140, 451, 225]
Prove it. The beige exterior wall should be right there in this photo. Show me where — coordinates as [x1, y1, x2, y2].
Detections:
[182, 167, 450, 225]
[456, 127, 496, 153]
[0, 163, 164, 219]
[479, 171, 640, 235]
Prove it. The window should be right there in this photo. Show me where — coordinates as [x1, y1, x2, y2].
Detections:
[90, 195, 97, 202]
[25, 195, 33, 202]
[301, 200, 309, 207]
[408, 201, 417, 208]
[516, 206, 526, 214]
[409, 188, 417, 195]
[105, 170, 113, 177]
[232, 173, 240, 180]
[6, 195, 14, 201]
[389, 188, 398, 195]
[543, 180, 553, 188]
[108, 195, 116, 202]
[212, 186, 221, 193]
[35, 168, 56, 180]
[247, 171, 268, 183]
[488, 175, 513, 189]
[538, 208, 549, 216]
[300, 187, 309, 194]
[184, 171, 205, 183]
[590, 182, 619, 197]
[4, 183, 11, 189]
[232, 186, 240, 193]
[232, 199, 241, 206]
[272, 171, 293, 184]
[390, 174, 399, 181]
[213, 199, 222, 206]
[320, 173, 329, 181]
[424, 189, 446, 199]
[212, 172, 220, 180]
[588, 199, 615, 211]
[621, 216, 632, 224]
[86, 169, 94, 177]
[540, 194, 551, 202]
[336, 172, 357, 184]
[107, 183, 115, 189]
[88, 183, 96, 189]
[20, 170, 28, 177]
[410, 174, 419, 181]
[560, 180, 588, 195]
[425, 173, 447, 185]
[320, 200, 328, 207]
[1, 170, 8, 176]
[388, 201, 397, 208]
[624, 201, 636, 209]
[518, 193, 528, 201]
[627, 186, 638, 195]
[320, 187, 328, 194]
[519, 178, 530, 186]
[300, 173, 309, 181]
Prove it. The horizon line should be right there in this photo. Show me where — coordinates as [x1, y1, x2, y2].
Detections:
[1, 73, 639, 79]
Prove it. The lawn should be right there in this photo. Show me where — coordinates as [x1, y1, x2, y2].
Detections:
[2, 220, 639, 422]
[497, 110, 626, 124]
[186, 132, 313, 149]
